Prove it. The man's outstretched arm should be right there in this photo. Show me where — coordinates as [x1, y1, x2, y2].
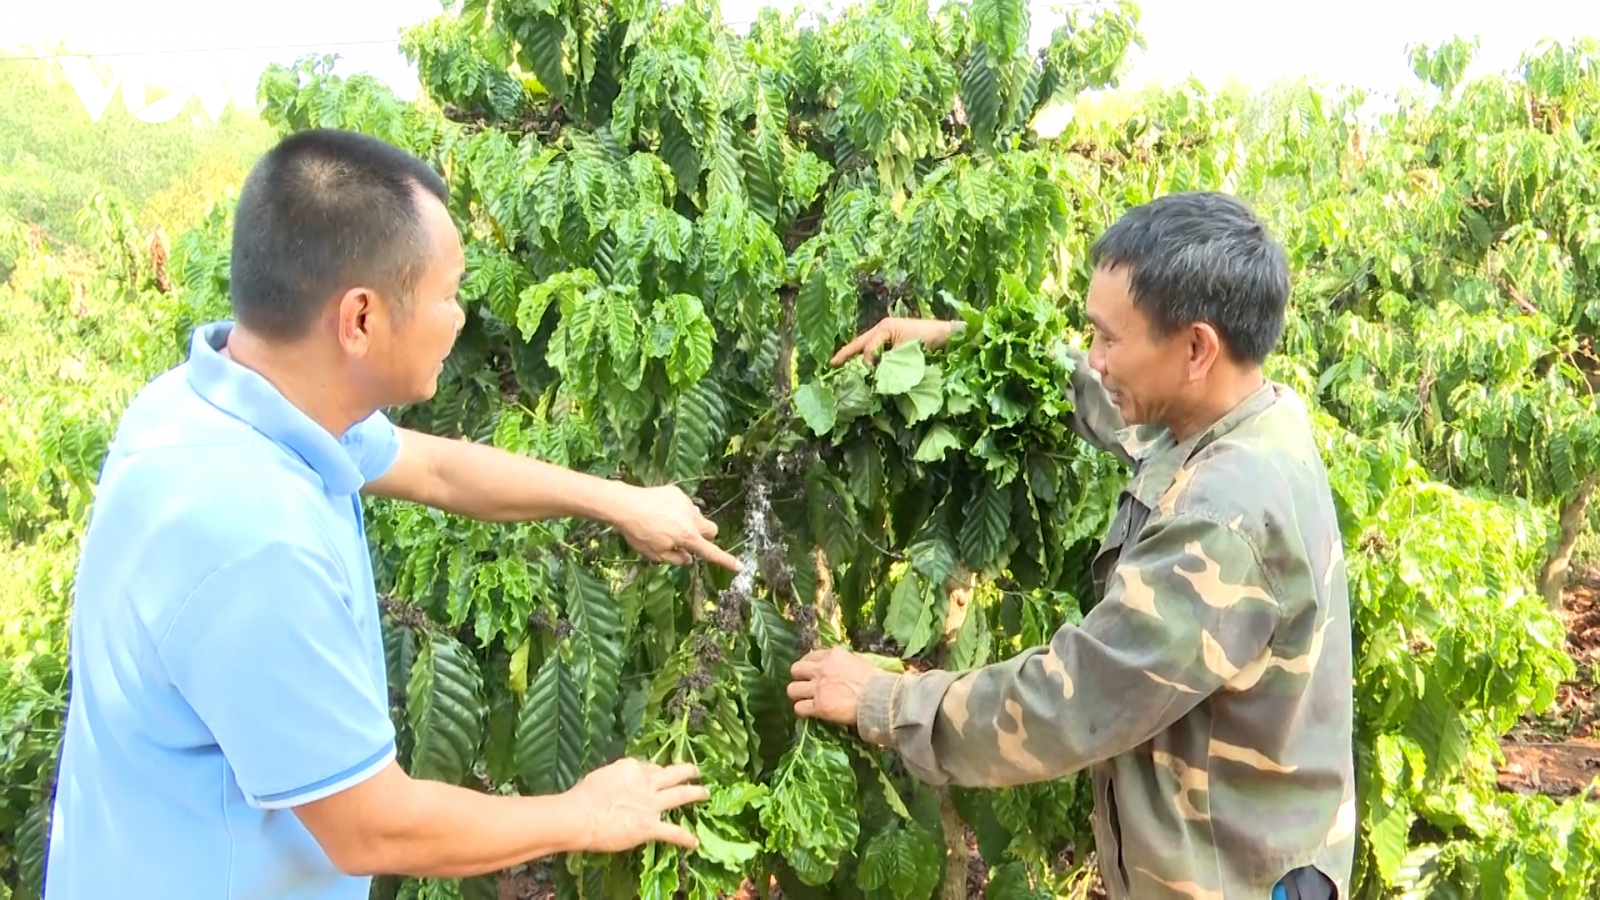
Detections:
[160, 539, 710, 879]
[788, 513, 1280, 787]
[293, 757, 704, 878]
[364, 427, 740, 571]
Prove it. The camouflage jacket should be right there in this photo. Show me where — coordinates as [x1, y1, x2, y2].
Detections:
[856, 349, 1356, 899]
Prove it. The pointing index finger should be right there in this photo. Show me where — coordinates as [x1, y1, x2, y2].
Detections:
[685, 533, 742, 573]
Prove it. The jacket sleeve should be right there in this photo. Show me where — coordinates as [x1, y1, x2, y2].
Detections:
[855, 512, 1281, 788]
[1063, 346, 1135, 468]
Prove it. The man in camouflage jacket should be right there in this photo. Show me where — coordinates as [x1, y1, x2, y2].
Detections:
[787, 192, 1355, 900]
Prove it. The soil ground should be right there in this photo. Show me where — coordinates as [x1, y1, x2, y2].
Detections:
[498, 566, 1600, 898]
[1496, 563, 1600, 801]
[497, 864, 551, 900]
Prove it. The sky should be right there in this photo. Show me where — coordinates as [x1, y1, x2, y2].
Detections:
[3, 0, 1598, 123]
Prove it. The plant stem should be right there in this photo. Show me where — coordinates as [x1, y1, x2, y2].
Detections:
[1539, 471, 1598, 608]
[934, 567, 976, 900]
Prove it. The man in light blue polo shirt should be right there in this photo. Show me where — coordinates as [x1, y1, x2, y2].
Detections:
[45, 129, 734, 898]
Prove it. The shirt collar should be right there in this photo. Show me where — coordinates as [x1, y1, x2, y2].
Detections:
[1126, 380, 1281, 510]
[184, 321, 367, 496]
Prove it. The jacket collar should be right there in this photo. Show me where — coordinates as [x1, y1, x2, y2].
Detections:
[1126, 381, 1280, 510]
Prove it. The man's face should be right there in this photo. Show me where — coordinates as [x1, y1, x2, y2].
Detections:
[1084, 264, 1190, 427]
[367, 191, 467, 406]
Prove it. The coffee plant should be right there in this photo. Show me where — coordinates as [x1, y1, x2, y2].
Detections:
[6, 1, 1600, 898]
[237, 0, 1154, 895]
[1236, 37, 1600, 606]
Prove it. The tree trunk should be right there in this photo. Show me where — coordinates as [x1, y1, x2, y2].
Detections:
[813, 547, 841, 637]
[938, 790, 970, 900]
[935, 568, 977, 900]
[1539, 471, 1598, 609]
[775, 285, 796, 397]
[940, 567, 976, 647]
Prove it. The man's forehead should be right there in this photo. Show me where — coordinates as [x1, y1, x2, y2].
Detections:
[1089, 262, 1132, 290]
[1085, 268, 1128, 312]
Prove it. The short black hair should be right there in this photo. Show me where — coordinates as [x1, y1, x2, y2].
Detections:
[1090, 192, 1289, 364]
[229, 128, 449, 340]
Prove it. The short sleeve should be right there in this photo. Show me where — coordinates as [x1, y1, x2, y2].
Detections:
[157, 540, 396, 809]
[340, 409, 402, 484]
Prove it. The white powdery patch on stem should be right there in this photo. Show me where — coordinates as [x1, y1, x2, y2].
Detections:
[737, 476, 774, 579]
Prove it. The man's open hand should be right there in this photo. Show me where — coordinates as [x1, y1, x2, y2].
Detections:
[786, 647, 884, 728]
[612, 484, 742, 572]
[569, 759, 708, 854]
[831, 317, 958, 366]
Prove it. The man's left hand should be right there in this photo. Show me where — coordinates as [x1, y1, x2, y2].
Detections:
[787, 647, 883, 727]
[612, 484, 742, 573]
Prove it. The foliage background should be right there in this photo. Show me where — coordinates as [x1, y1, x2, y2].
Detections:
[0, 54, 276, 255]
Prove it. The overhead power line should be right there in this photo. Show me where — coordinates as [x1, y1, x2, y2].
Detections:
[0, 39, 404, 63]
[0, 14, 781, 66]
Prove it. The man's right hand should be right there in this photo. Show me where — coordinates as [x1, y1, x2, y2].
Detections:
[569, 758, 707, 853]
[831, 317, 958, 366]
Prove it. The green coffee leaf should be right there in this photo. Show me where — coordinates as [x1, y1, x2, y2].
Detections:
[650, 293, 717, 388]
[913, 423, 961, 461]
[794, 382, 838, 436]
[873, 342, 927, 395]
[760, 726, 861, 886]
[959, 477, 1011, 572]
[893, 364, 943, 425]
[406, 631, 487, 785]
[833, 362, 875, 424]
[694, 820, 764, 872]
[855, 820, 942, 900]
[883, 571, 927, 649]
[516, 647, 584, 795]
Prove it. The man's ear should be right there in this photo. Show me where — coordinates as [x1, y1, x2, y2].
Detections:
[335, 287, 377, 356]
[1186, 322, 1222, 382]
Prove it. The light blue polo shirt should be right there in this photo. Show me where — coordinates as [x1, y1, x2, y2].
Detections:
[45, 321, 401, 899]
